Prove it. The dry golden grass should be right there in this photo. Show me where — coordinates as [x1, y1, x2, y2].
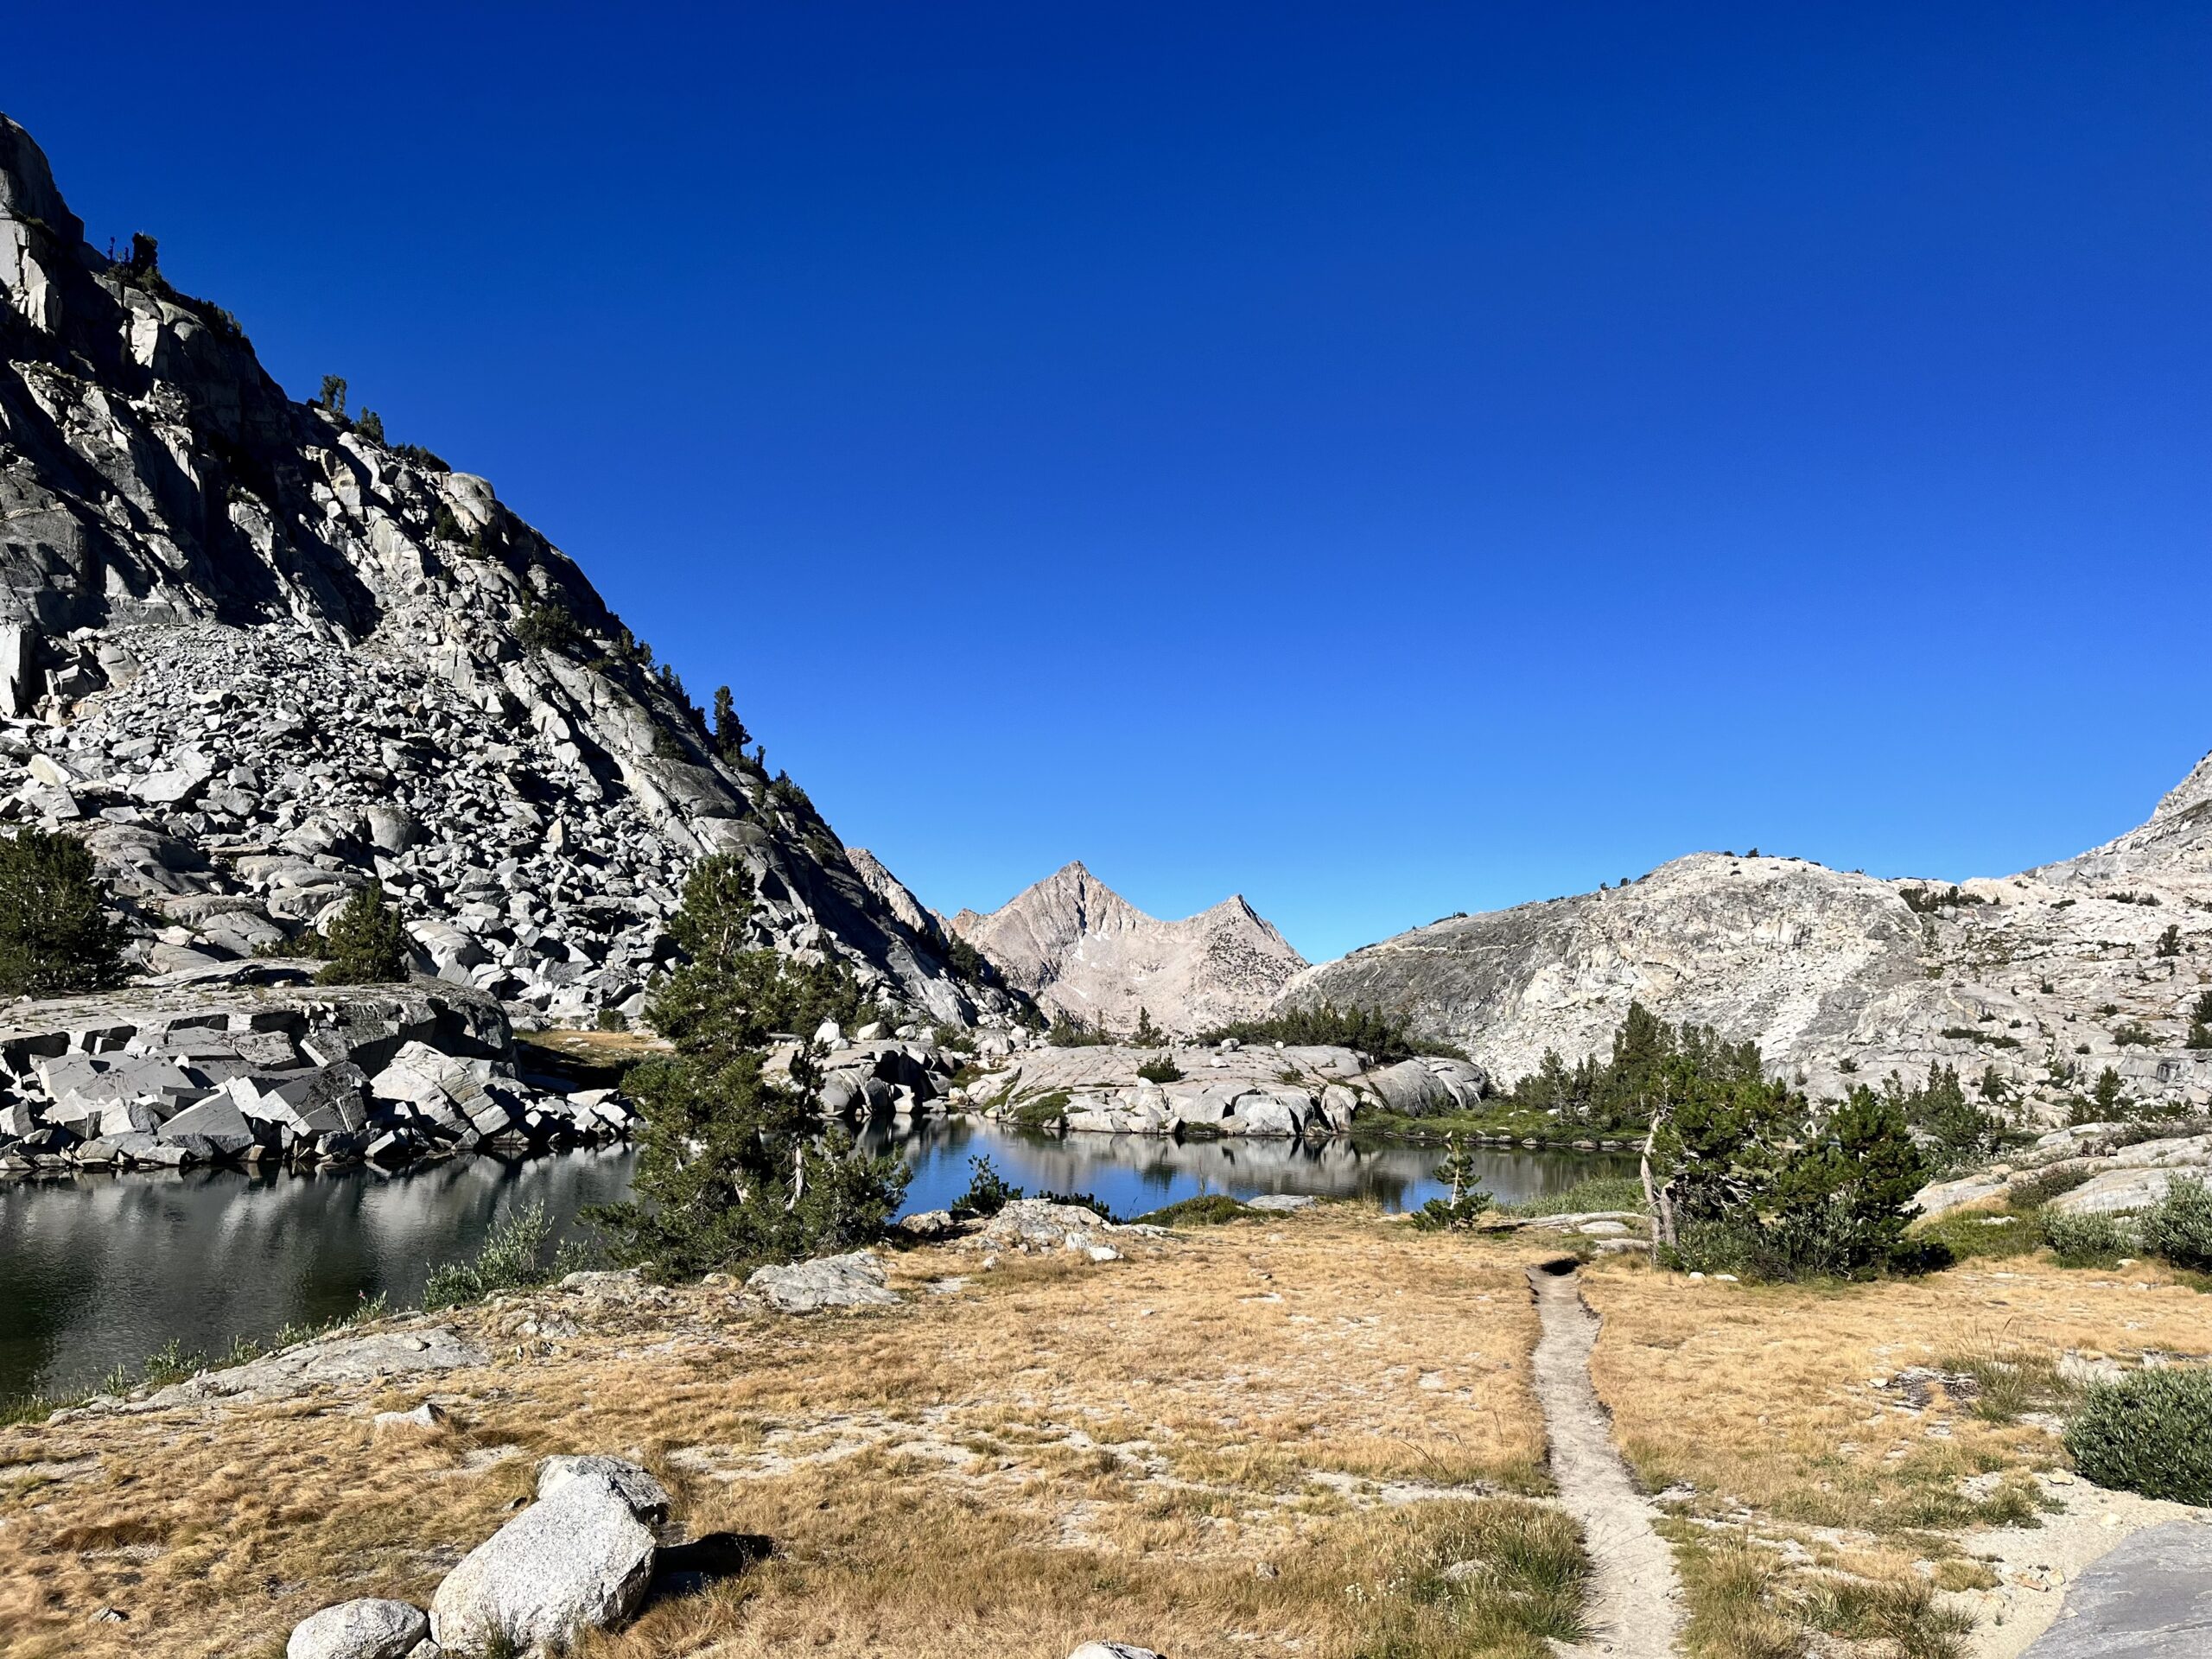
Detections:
[1578, 1252, 2209, 1533]
[0, 1210, 1553, 1659]
[1580, 1250, 2211, 1658]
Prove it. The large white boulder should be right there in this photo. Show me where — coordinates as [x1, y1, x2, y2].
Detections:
[429, 1468, 658, 1653]
[285, 1598, 427, 1659]
[745, 1250, 900, 1313]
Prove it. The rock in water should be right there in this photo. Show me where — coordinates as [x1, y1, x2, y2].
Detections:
[429, 1468, 658, 1653]
[744, 1250, 901, 1312]
[286, 1598, 428, 1659]
[952, 861, 1304, 1035]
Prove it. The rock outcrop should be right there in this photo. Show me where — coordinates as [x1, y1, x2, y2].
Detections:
[1281, 755, 2212, 1121]
[965, 1038, 1498, 1141]
[0, 975, 636, 1176]
[953, 861, 1304, 1035]
[0, 112, 1002, 1029]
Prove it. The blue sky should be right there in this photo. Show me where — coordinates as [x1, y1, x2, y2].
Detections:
[9, 3, 2209, 962]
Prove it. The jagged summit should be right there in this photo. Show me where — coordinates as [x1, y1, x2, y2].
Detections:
[0, 111, 1005, 1027]
[953, 862, 1305, 1034]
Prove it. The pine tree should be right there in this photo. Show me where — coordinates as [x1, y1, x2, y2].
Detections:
[1132, 1005, 1162, 1046]
[0, 827, 126, 995]
[712, 686, 750, 759]
[1410, 1135, 1491, 1230]
[316, 882, 410, 984]
[318, 375, 347, 416]
[589, 855, 909, 1278]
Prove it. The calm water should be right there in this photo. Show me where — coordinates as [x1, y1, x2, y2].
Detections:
[0, 1125, 1629, 1404]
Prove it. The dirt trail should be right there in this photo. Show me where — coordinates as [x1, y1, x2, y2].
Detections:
[1528, 1263, 1685, 1659]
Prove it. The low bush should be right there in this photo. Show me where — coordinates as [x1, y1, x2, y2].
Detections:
[1502, 1174, 1647, 1217]
[1134, 1194, 1258, 1226]
[2064, 1367, 2212, 1504]
[2041, 1209, 2137, 1268]
[423, 1201, 587, 1309]
[1198, 1001, 1468, 1065]
[1914, 1208, 2044, 1262]
[2139, 1176, 2212, 1271]
[2007, 1165, 2091, 1208]
[949, 1154, 1022, 1221]
[1136, 1053, 1184, 1084]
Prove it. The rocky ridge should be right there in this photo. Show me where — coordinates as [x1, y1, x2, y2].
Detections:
[952, 860, 1305, 1035]
[0, 112, 1003, 1029]
[1280, 753, 2212, 1122]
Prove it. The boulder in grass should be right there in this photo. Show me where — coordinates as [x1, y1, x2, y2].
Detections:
[1068, 1645, 1168, 1659]
[743, 1250, 899, 1313]
[429, 1467, 658, 1653]
[285, 1597, 428, 1659]
[537, 1454, 671, 1524]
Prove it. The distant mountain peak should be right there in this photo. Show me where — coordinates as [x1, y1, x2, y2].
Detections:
[954, 864, 1305, 1034]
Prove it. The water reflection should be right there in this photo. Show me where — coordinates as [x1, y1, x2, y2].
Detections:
[0, 1127, 1630, 1405]
[0, 1147, 638, 1405]
[862, 1119, 1630, 1230]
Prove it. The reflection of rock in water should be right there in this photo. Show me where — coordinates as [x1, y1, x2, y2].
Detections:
[861, 1122, 1634, 1217]
[0, 1147, 638, 1404]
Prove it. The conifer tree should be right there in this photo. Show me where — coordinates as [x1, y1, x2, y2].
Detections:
[590, 854, 908, 1278]
[0, 826, 126, 995]
[316, 881, 410, 984]
[712, 685, 750, 758]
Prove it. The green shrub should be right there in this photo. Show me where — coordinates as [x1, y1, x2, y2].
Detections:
[1045, 1012, 1114, 1047]
[2139, 1177, 2212, 1271]
[515, 601, 587, 656]
[950, 1154, 1022, 1221]
[1902, 884, 1985, 913]
[423, 1201, 587, 1309]
[0, 825, 127, 995]
[2042, 1209, 2137, 1267]
[2008, 1165, 2090, 1208]
[1199, 1001, 1467, 1065]
[595, 1007, 630, 1033]
[1134, 1194, 1260, 1226]
[1012, 1089, 1071, 1128]
[2065, 1368, 2212, 1503]
[316, 881, 410, 984]
[1136, 1053, 1184, 1084]
[1503, 1174, 1647, 1217]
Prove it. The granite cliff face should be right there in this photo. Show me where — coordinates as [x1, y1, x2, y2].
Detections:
[1281, 758, 2212, 1120]
[952, 861, 1305, 1035]
[0, 114, 999, 1027]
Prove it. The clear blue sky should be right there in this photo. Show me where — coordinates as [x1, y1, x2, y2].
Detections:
[9, 3, 2209, 962]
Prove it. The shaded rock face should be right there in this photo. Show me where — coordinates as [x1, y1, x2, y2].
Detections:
[0, 112, 1001, 1029]
[1283, 756, 2212, 1120]
[953, 861, 1305, 1035]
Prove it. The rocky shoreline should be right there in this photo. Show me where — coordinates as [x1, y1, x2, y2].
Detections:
[0, 975, 638, 1180]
